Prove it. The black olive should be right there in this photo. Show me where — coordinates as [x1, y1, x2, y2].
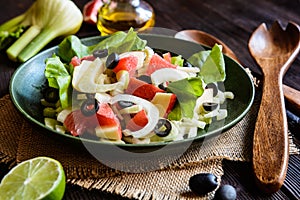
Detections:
[158, 83, 167, 91]
[203, 102, 218, 112]
[154, 119, 172, 137]
[189, 173, 218, 195]
[85, 93, 96, 99]
[106, 53, 119, 69]
[217, 81, 226, 92]
[43, 87, 59, 103]
[118, 101, 135, 109]
[81, 98, 99, 116]
[214, 185, 236, 200]
[205, 83, 218, 97]
[183, 60, 193, 68]
[137, 75, 152, 84]
[93, 49, 108, 58]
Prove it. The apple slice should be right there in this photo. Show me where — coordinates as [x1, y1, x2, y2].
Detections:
[151, 92, 177, 118]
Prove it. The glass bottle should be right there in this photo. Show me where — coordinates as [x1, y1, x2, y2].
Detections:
[97, 0, 155, 35]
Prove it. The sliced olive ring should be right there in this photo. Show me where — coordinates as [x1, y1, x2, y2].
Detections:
[154, 119, 172, 137]
[85, 93, 96, 99]
[217, 81, 226, 92]
[158, 83, 167, 91]
[118, 100, 135, 109]
[93, 49, 108, 58]
[81, 98, 99, 116]
[202, 102, 218, 112]
[43, 87, 59, 103]
[137, 75, 152, 84]
[106, 53, 119, 69]
[183, 60, 193, 68]
[205, 83, 218, 97]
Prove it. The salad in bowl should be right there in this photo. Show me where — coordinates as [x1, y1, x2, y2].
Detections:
[40, 29, 235, 145]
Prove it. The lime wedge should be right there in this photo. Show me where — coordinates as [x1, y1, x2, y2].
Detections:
[0, 157, 66, 200]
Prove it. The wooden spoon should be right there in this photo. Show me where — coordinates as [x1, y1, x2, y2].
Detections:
[248, 21, 300, 193]
[175, 30, 240, 62]
[175, 29, 300, 116]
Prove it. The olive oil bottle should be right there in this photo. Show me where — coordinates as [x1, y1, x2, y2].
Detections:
[97, 0, 155, 35]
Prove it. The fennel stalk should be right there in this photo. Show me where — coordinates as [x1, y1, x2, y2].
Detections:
[0, 0, 83, 62]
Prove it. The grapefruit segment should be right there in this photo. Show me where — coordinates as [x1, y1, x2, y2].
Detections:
[125, 77, 164, 101]
[146, 54, 176, 75]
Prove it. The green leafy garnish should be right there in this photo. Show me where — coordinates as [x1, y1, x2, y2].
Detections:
[0, 26, 26, 51]
[167, 77, 204, 119]
[57, 35, 90, 62]
[91, 28, 147, 54]
[45, 54, 72, 109]
[171, 55, 184, 66]
[188, 50, 210, 68]
[188, 44, 225, 83]
[57, 28, 147, 63]
[168, 44, 225, 119]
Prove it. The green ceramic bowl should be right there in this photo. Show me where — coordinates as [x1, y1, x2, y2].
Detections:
[10, 34, 255, 148]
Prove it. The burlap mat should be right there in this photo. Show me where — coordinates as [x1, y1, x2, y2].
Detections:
[0, 93, 299, 200]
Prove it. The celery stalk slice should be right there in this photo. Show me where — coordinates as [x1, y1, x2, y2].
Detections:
[6, 25, 41, 62]
[0, 14, 26, 32]
[17, 29, 57, 62]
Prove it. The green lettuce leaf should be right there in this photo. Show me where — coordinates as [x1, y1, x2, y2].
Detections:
[57, 28, 147, 63]
[45, 54, 72, 108]
[167, 77, 204, 119]
[188, 44, 225, 83]
[90, 28, 147, 54]
[171, 55, 184, 66]
[0, 26, 25, 51]
[57, 35, 90, 62]
[167, 103, 182, 121]
[188, 50, 210, 68]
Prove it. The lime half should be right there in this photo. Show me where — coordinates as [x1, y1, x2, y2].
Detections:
[0, 157, 66, 200]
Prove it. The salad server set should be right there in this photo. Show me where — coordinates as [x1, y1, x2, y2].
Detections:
[176, 20, 300, 193]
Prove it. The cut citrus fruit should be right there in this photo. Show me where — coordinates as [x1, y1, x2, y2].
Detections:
[0, 157, 66, 200]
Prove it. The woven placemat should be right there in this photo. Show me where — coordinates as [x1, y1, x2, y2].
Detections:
[0, 93, 298, 200]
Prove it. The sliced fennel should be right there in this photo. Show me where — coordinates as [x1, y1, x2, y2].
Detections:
[72, 58, 129, 93]
[1, 0, 83, 62]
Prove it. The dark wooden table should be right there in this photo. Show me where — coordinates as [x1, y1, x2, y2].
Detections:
[1, 0, 299, 199]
